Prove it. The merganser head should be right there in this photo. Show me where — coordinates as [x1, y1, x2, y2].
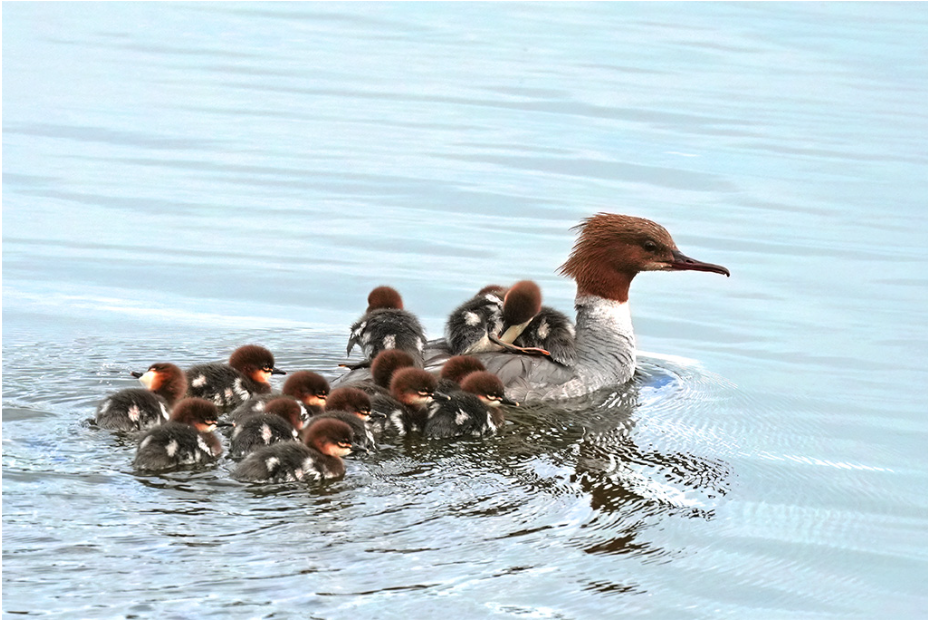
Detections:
[500, 280, 543, 340]
[303, 417, 362, 457]
[460, 371, 520, 408]
[229, 345, 286, 385]
[371, 349, 416, 388]
[326, 387, 374, 421]
[132, 362, 187, 405]
[389, 367, 438, 406]
[439, 356, 487, 386]
[282, 371, 330, 411]
[264, 397, 306, 431]
[170, 397, 220, 432]
[366, 285, 404, 312]
[559, 213, 730, 302]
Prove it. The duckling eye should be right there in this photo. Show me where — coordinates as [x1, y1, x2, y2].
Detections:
[262, 366, 274, 373]
[643, 240, 659, 252]
[337, 441, 352, 449]
[417, 390, 431, 397]
[361, 408, 372, 416]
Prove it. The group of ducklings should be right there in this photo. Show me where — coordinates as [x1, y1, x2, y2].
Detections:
[94, 282, 574, 484]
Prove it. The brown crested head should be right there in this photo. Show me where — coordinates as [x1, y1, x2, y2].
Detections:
[502, 280, 542, 326]
[558, 213, 730, 302]
[228, 345, 285, 385]
[371, 349, 416, 388]
[326, 387, 372, 419]
[282, 371, 330, 409]
[440, 355, 487, 385]
[460, 371, 519, 407]
[366, 286, 404, 312]
[170, 397, 220, 431]
[389, 367, 438, 405]
[135, 362, 187, 405]
[264, 397, 305, 430]
[303, 417, 356, 457]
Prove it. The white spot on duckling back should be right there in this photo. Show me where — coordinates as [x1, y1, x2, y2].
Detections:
[233, 378, 249, 400]
[99, 400, 111, 415]
[536, 319, 550, 340]
[139, 436, 152, 450]
[127, 405, 141, 423]
[464, 311, 481, 327]
[260, 424, 272, 444]
[196, 435, 211, 455]
[265, 456, 280, 472]
[159, 403, 170, 420]
[455, 409, 470, 426]
[383, 334, 396, 350]
[192, 375, 207, 388]
[165, 440, 179, 458]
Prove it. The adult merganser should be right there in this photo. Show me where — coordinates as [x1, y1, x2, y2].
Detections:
[346, 286, 427, 368]
[425, 213, 730, 403]
[233, 417, 364, 483]
[229, 397, 305, 459]
[424, 370, 516, 439]
[309, 387, 378, 451]
[229, 370, 329, 425]
[133, 398, 222, 471]
[95, 363, 187, 431]
[186, 345, 285, 411]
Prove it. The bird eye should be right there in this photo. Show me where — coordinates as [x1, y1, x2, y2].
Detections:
[338, 441, 351, 449]
[643, 240, 659, 252]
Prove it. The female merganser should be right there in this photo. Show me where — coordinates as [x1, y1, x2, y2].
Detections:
[424, 370, 516, 439]
[229, 397, 305, 459]
[309, 387, 378, 451]
[229, 370, 329, 425]
[233, 417, 363, 483]
[186, 345, 285, 411]
[133, 398, 222, 471]
[374, 367, 440, 435]
[95, 363, 187, 431]
[424, 213, 730, 403]
[346, 286, 427, 368]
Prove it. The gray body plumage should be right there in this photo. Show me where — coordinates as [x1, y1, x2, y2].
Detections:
[185, 363, 267, 410]
[133, 422, 221, 471]
[512, 305, 578, 367]
[233, 441, 342, 483]
[444, 291, 504, 355]
[95, 388, 170, 432]
[347, 309, 426, 366]
[229, 412, 299, 459]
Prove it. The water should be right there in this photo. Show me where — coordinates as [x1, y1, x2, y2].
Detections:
[4, 3, 928, 618]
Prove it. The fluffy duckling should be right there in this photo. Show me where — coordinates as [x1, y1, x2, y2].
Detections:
[95, 362, 187, 432]
[375, 367, 441, 435]
[229, 397, 306, 459]
[512, 306, 577, 366]
[229, 370, 329, 425]
[233, 417, 364, 483]
[186, 345, 285, 411]
[133, 398, 222, 471]
[308, 387, 378, 451]
[445, 284, 507, 355]
[425, 370, 517, 438]
[346, 286, 427, 368]
[435, 355, 487, 394]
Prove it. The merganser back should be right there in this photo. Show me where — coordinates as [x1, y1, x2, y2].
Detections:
[95, 362, 187, 431]
[422, 213, 730, 403]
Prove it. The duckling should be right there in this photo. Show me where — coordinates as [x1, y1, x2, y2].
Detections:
[346, 286, 426, 368]
[435, 355, 487, 394]
[95, 362, 187, 432]
[229, 370, 328, 425]
[375, 367, 441, 435]
[133, 398, 222, 471]
[229, 397, 305, 459]
[512, 306, 577, 366]
[233, 417, 364, 483]
[445, 284, 507, 355]
[186, 345, 285, 411]
[424, 370, 517, 438]
[308, 387, 378, 451]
